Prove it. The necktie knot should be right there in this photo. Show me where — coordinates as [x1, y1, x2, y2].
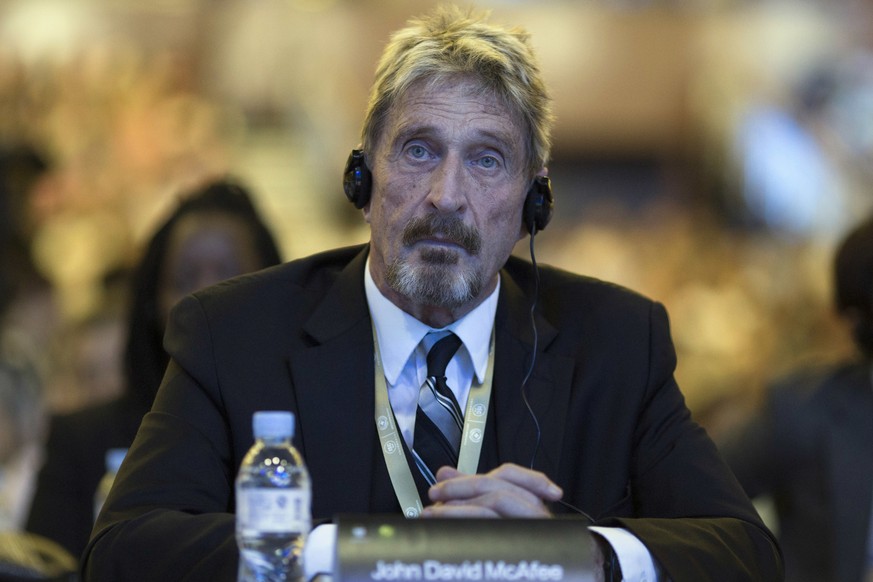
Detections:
[427, 332, 462, 380]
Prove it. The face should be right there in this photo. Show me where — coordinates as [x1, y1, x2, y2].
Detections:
[158, 212, 262, 324]
[364, 76, 532, 323]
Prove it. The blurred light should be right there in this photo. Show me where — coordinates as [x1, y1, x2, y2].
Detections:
[0, 0, 102, 65]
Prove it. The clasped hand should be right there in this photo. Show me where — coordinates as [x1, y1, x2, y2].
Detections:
[421, 463, 563, 518]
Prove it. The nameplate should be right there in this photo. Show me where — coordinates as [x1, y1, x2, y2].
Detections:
[335, 515, 596, 582]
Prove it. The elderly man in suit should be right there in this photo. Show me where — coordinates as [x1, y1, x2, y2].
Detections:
[82, 6, 782, 581]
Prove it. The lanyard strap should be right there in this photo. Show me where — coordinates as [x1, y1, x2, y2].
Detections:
[372, 326, 495, 518]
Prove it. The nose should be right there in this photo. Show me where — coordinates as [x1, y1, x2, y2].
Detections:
[426, 155, 467, 214]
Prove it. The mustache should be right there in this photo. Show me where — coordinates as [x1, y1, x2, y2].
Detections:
[401, 215, 482, 254]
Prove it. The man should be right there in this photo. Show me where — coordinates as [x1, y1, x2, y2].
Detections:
[721, 215, 873, 582]
[82, 6, 782, 581]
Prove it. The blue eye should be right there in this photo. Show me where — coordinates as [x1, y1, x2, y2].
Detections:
[478, 155, 499, 169]
[408, 145, 428, 159]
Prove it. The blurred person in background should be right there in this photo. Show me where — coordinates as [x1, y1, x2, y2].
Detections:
[720, 213, 873, 582]
[0, 145, 59, 378]
[0, 144, 55, 535]
[45, 304, 128, 414]
[0, 358, 44, 531]
[26, 178, 283, 559]
[0, 355, 76, 582]
[0, 145, 49, 271]
[44, 267, 132, 415]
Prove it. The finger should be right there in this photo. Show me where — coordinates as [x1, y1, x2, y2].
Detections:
[428, 489, 553, 518]
[430, 464, 562, 503]
[489, 463, 563, 501]
[428, 476, 551, 518]
[434, 466, 463, 482]
[428, 471, 536, 503]
[465, 491, 553, 517]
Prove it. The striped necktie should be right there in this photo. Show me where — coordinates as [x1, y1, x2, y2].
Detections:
[412, 332, 464, 485]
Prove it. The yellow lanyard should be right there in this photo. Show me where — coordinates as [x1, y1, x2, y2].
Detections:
[372, 326, 495, 517]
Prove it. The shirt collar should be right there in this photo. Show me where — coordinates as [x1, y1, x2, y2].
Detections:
[364, 258, 499, 385]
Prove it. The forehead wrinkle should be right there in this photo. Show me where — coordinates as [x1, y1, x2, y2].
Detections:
[391, 118, 514, 145]
[384, 77, 512, 133]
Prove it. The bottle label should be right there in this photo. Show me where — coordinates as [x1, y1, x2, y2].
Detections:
[236, 488, 312, 533]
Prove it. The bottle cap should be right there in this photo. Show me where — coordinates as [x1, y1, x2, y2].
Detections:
[253, 410, 295, 440]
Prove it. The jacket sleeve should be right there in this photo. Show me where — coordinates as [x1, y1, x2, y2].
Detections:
[81, 295, 240, 582]
[600, 302, 784, 581]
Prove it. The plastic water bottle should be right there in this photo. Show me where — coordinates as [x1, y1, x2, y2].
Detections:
[94, 447, 128, 522]
[236, 411, 311, 582]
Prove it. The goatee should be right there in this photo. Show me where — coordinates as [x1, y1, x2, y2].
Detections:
[386, 215, 483, 308]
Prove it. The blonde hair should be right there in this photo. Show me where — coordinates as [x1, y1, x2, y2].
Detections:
[361, 5, 554, 178]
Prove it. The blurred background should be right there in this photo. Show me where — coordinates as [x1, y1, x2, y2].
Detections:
[1, 0, 872, 428]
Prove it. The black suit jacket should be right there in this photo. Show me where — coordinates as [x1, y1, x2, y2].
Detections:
[722, 361, 873, 582]
[82, 245, 782, 581]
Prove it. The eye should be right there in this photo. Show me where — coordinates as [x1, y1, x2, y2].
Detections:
[478, 155, 499, 169]
[407, 144, 429, 159]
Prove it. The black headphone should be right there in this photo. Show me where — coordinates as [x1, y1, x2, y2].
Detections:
[343, 149, 553, 234]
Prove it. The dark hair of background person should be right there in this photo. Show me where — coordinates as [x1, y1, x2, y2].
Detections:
[0, 145, 48, 248]
[833, 213, 873, 358]
[122, 179, 283, 422]
[0, 145, 50, 320]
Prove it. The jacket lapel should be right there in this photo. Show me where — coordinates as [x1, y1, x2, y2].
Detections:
[489, 268, 575, 481]
[286, 247, 378, 518]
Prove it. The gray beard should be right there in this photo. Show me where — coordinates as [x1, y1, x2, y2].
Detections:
[386, 247, 483, 309]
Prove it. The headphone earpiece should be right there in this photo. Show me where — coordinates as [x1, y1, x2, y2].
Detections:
[343, 148, 553, 234]
[523, 176, 553, 235]
[343, 149, 372, 209]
